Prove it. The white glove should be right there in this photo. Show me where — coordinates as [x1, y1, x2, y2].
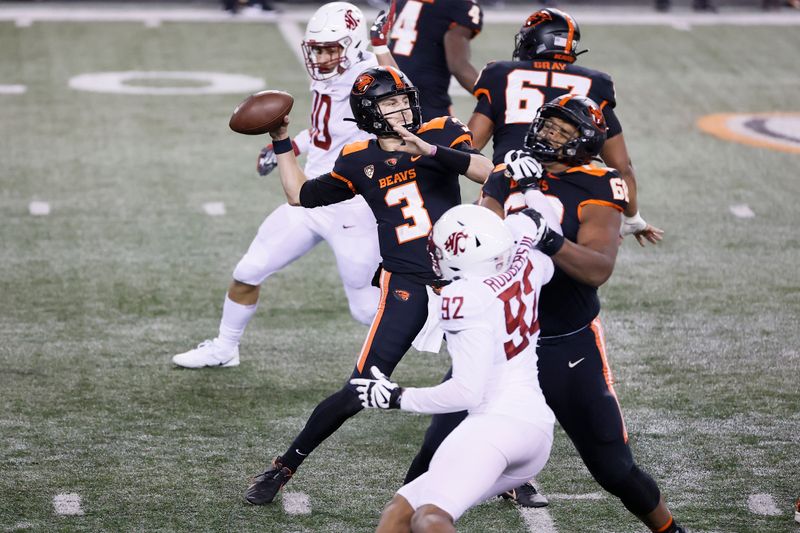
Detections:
[503, 149, 543, 188]
[621, 211, 648, 236]
[349, 366, 402, 409]
[256, 144, 278, 176]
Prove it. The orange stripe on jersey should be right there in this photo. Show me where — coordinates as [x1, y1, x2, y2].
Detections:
[386, 66, 404, 88]
[473, 87, 492, 104]
[356, 270, 391, 373]
[342, 140, 370, 156]
[493, 163, 507, 172]
[418, 116, 448, 133]
[449, 133, 472, 148]
[577, 199, 623, 222]
[591, 317, 628, 443]
[330, 171, 357, 194]
[566, 164, 613, 177]
[599, 100, 609, 110]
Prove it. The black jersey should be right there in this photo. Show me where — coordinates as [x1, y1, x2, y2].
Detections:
[390, 0, 483, 121]
[482, 163, 628, 335]
[473, 60, 620, 164]
[300, 117, 475, 282]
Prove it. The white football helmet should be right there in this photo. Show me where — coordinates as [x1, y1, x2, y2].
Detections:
[428, 205, 514, 281]
[302, 2, 368, 81]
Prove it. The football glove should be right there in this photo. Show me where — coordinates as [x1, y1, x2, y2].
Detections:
[620, 211, 648, 236]
[350, 366, 402, 409]
[257, 144, 278, 176]
[521, 207, 565, 256]
[504, 150, 543, 190]
[370, 6, 395, 53]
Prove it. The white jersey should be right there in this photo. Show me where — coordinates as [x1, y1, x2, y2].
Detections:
[294, 52, 378, 179]
[401, 214, 556, 427]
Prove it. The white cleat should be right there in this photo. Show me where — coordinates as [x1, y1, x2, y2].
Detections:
[172, 340, 240, 368]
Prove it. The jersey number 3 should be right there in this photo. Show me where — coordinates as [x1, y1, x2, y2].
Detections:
[385, 182, 432, 244]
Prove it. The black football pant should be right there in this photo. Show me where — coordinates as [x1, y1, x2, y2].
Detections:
[406, 318, 661, 517]
[281, 270, 429, 472]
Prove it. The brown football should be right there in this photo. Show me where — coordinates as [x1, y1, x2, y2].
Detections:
[229, 90, 294, 135]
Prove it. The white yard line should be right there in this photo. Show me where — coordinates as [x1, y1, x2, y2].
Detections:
[202, 202, 226, 216]
[729, 204, 755, 218]
[53, 493, 83, 516]
[29, 201, 50, 216]
[547, 492, 605, 500]
[0, 84, 27, 94]
[276, 19, 305, 67]
[282, 491, 311, 515]
[747, 493, 781, 516]
[518, 506, 558, 533]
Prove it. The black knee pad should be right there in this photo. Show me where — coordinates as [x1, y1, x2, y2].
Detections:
[603, 464, 661, 516]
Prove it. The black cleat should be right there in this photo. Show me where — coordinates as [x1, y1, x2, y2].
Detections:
[501, 481, 549, 508]
[244, 456, 294, 505]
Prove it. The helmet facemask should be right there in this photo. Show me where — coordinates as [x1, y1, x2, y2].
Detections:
[524, 96, 607, 167]
[375, 93, 421, 137]
[302, 40, 350, 81]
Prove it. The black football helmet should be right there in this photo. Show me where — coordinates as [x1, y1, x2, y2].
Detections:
[349, 66, 422, 136]
[513, 8, 584, 63]
[524, 95, 607, 167]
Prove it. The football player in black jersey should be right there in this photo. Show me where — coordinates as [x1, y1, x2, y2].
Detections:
[407, 95, 686, 533]
[244, 66, 493, 506]
[373, 0, 484, 121]
[468, 8, 663, 247]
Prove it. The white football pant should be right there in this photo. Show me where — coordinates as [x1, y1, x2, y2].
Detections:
[397, 413, 553, 522]
[233, 198, 381, 325]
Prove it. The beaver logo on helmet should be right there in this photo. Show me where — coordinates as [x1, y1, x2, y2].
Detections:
[353, 73, 375, 95]
[525, 11, 553, 28]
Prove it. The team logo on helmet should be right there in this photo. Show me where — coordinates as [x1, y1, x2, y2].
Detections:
[444, 231, 468, 256]
[353, 73, 375, 95]
[344, 9, 359, 30]
[524, 10, 553, 27]
[588, 104, 606, 129]
[364, 164, 375, 178]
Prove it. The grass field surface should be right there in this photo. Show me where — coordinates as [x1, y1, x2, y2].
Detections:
[1, 6, 799, 532]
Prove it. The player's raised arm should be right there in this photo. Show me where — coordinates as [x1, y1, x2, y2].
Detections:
[270, 116, 309, 206]
[391, 123, 493, 184]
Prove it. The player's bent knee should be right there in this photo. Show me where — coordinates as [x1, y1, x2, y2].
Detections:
[603, 464, 661, 516]
[232, 258, 275, 287]
[410, 505, 455, 533]
[376, 495, 414, 533]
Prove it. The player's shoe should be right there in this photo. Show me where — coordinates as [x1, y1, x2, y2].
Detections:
[501, 481, 549, 508]
[171, 340, 239, 368]
[245, 456, 294, 505]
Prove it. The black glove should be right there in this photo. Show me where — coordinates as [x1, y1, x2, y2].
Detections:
[521, 208, 565, 256]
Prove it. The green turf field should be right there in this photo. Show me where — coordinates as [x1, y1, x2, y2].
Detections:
[1, 13, 799, 533]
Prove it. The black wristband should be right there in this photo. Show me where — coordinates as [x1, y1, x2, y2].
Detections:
[432, 145, 471, 175]
[273, 137, 293, 155]
[389, 387, 403, 409]
[538, 229, 565, 257]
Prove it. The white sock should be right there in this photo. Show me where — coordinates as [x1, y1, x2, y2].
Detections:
[216, 294, 258, 352]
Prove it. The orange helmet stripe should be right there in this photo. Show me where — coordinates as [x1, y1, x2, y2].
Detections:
[558, 94, 573, 107]
[386, 66, 404, 89]
[564, 14, 575, 54]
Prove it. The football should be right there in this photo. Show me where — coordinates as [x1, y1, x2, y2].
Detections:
[229, 90, 294, 135]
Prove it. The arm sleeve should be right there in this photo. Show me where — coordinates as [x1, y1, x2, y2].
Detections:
[298, 173, 356, 208]
[400, 325, 492, 414]
[480, 167, 511, 205]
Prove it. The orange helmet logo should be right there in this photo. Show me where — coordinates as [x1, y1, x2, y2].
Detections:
[352, 73, 375, 95]
[588, 104, 606, 129]
[524, 10, 553, 28]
